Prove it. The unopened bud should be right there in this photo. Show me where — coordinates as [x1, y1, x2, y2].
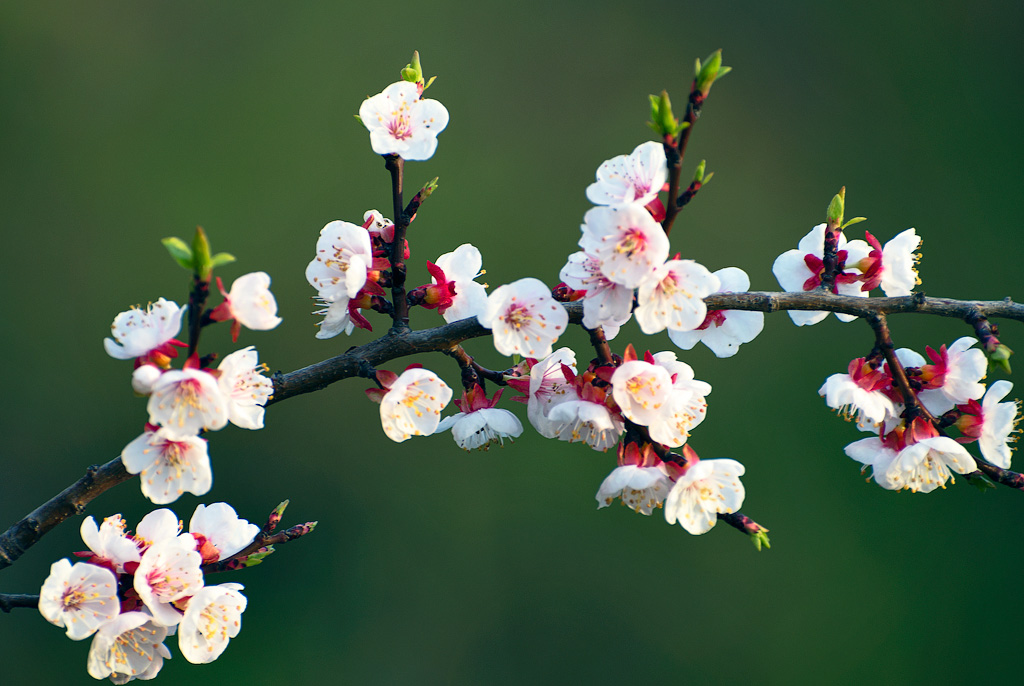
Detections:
[648, 90, 681, 138]
[695, 49, 724, 96]
[826, 187, 846, 230]
[988, 343, 1013, 374]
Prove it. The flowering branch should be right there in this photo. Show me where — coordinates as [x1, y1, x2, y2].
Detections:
[2, 290, 1020, 574]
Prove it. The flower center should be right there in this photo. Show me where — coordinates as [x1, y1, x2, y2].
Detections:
[503, 304, 533, 330]
[387, 112, 413, 140]
[615, 229, 646, 257]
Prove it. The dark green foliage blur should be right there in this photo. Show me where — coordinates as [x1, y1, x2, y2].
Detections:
[2, 2, 1022, 684]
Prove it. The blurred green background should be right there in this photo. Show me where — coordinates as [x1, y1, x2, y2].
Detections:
[2, 1, 1022, 684]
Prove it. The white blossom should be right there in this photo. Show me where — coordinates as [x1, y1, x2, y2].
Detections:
[664, 459, 746, 535]
[585, 141, 668, 208]
[547, 399, 624, 452]
[86, 612, 171, 683]
[147, 368, 228, 439]
[358, 80, 449, 161]
[884, 437, 976, 493]
[121, 428, 212, 505]
[668, 267, 764, 357]
[38, 560, 119, 640]
[579, 205, 669, 288]
[379, 368, 453, 442]
[878, 228, 922, 296]
[220, 271, 282, 332]
[635, 259, 719, 334]
[178, 583, 247, 665]
[559, 250, 634, 333]
[103, 298, 185, 361]
[478, 278, 568, 358]
[133, 534, 203, 627]
[305, 220, 373, 302]
[217, 346, 273, 430]
[436, 408, 523, 450]
[434, 243, 489, 323]
[79, 515, 140, 574]
[189, 503, 260, 562]
[975, 380, 1019, 469]
[596, 465, 672, 515]
[519, 348, 578, 438]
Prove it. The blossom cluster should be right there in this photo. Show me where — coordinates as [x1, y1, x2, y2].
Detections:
[559, 141, 764, 357]
[817, 337, 1020, 491]
[104, 270, 279, 505]
[38, 503, 258, 682]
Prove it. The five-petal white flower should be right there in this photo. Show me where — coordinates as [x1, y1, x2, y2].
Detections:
[664, 459, 746, 535]
[586, 141, 668, 208]
[121, 427, 213, 505]
[178, 582, 248, 665]
[478, 278, 568, 358]
[359, 81, 449, 161]
[38, 560, 120, 640]
[103, 298, 186, 361]
[379, 368, 453, 443]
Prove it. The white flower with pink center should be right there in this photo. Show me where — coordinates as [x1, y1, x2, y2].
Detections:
[668, 267, 764, 358]
[179, 583, 248, 664]
[189, 503, 260, 564]
[478, 278, 568, 358]
[121, 427, 212, 505]
[547, 399, 624, 452]
[147, 368, 228, 439]
[358, 80, 449, 161]
[771, 224, 871, 326]
[579, 205, 669, 288]
[818, 358, 897, 430]
[586, 141, 668, 208]
[38, 560, 119, 640]
[133, 534, 203, 626]
[103, 298, 186, 362]
[883, 437, 976, 493]
[306, 220, 373, 302]
[434, 243, 489, 323]
[217, 346, 273, 430]
[214, 271, 282, 336]
[377, 368, 453, 443]
[86, 612, 171, 683]
[856, 228, 922, 296]
[79, 515, 140, 574]
[610, 360, 674, 426]
[957, 380, 1020, 469]
[559, 250, 634, 335]
[664, 459, 746, 535]
[596, 464, 673, 515]
[515, 348, 578, 438]
[635, 259, 719, 334]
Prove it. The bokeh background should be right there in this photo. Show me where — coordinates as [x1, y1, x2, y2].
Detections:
[2, 2, 1022, 684]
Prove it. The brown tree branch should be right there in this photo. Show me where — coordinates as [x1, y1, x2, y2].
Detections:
[3, 290, 1021, 574]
